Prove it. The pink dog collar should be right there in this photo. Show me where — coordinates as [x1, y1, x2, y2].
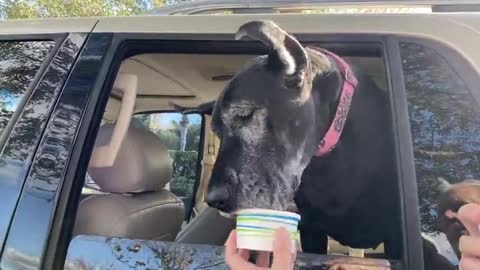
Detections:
[311, 47, 358, 157]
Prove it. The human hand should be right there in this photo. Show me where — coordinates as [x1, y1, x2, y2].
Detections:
[458, 203, 480, 270]
[225, 227, 296, 270]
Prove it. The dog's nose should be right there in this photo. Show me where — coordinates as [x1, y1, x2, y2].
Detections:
[206, 186, 231, 212]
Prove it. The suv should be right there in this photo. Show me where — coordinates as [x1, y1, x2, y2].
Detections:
[0, 1, 479, 269]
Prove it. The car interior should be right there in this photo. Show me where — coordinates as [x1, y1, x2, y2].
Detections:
[73, 43, 392, 259]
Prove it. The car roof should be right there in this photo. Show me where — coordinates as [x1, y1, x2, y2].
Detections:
[2, 13, 480, 78]
[150, 0, 480, 15]
[0, 17, 99, 35]
[1, 0, 479, 35]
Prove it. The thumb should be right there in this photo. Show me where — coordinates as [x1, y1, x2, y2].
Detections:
[458, 203, 480, 237]
[271, 227, 295, 269]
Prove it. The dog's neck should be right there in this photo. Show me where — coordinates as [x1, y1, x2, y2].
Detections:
[311, 58, 344, 154]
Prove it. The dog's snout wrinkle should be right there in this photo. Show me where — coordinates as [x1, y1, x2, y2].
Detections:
[225, 168, 239, 184]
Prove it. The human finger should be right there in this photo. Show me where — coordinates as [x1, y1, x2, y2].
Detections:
[255, 251, 271, 267]
[239, 249, 250, 261]
[271, 227, 295, 270]
[459, 235, 480, 257]
[225, 230, 260, 270]
[458, 204, 480, 237]
[459, 256, 480, 270]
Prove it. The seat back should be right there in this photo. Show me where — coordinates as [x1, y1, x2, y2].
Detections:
[74, 124, 184, 241]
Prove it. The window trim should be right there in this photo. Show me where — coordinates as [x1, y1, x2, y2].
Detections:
[46, 32, 419, 269]
[40, 33, 115, 270]
[190, 115, 206, 221]
[385, 36, 425, 270]
[0, 34, 67, 151]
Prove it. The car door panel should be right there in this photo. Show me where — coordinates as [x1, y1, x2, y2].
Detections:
[0, 33, 112, 270]
[0, 33, 87, 261]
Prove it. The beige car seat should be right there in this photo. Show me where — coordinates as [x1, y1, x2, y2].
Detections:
[74, 123, 184, 241]
[74, 73, 184, 241]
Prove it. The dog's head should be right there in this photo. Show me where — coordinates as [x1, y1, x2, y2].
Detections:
[205, 21, 333, 213]
[437, 178, 480, 258]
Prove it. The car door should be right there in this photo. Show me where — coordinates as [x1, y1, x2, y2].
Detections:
[14, 13, 480, 270]
[0, 18, 98, 269]
[39, 15, 410, 270]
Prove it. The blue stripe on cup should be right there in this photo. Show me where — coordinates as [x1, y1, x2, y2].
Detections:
[237, 225, 274, 231]
[236, 213, 300, 222]
[237, 217, 297, 226]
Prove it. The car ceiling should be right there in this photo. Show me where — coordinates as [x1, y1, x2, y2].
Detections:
[103, 53, 386, 122]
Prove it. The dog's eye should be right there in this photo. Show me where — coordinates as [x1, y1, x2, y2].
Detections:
[236, 110, 254, 121]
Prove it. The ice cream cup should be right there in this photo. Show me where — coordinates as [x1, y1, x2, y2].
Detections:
[235, 208, 300, 252]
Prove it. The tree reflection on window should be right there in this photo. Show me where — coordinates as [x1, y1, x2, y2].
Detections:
[0, 41, 55, 138]
[401, 42, 480, 265]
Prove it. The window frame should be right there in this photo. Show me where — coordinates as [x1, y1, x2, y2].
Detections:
[385, 36, 425, 270]
[36, 32, 427, 270]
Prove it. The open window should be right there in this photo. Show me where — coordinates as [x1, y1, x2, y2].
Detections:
[57, 34, 407, 270]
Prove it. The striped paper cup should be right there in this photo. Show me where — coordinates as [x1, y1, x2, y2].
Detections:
[235, 208, 300, 252]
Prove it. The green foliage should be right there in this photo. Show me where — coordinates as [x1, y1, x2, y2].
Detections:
[132, 113, 150, 129]
[0, 0, 193, 20]
[186, 123, 201, 151]
[169, 150, 198, 197]
[156, 129, 179, 150]
[157, 122, 200, 151]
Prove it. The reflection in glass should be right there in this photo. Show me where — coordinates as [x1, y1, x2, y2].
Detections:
[132, 113, 202, 198]
[66, 235, 393, 270]
[0, 41, 55, 138]
[401, 42, 480, 268]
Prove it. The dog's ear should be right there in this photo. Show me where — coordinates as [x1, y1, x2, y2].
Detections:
[236, 20, 312, 99]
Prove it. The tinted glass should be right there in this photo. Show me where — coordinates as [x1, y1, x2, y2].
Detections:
[132, 112, 202, 198]
[401, 42, 480, 269]
[0, 41, 54, 138]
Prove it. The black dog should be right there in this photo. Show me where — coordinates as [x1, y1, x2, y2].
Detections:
[175, 20, 401, 257]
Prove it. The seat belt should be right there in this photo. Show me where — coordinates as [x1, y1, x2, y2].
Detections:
[193, 116, 218, 215]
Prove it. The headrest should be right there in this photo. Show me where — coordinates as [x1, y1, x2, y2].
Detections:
[88, 124, 173, 193]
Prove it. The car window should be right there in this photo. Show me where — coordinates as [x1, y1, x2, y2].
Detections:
[0, 41, 55, 138]
[68, 40, 402, 270]
[132, 112, 202, 198]
[401, 42, 480, 268]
